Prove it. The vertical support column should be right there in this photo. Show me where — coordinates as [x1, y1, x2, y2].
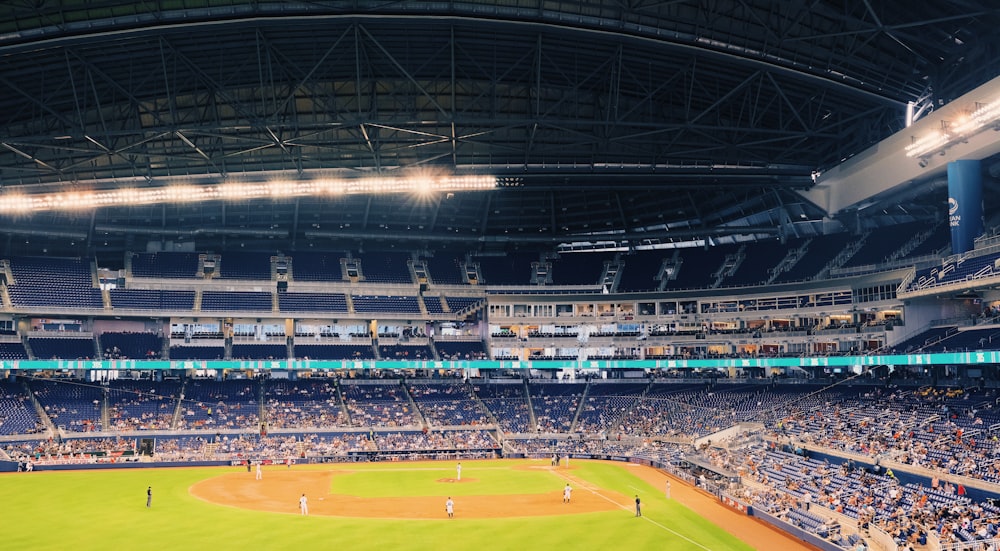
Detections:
[947, 160, 984, 254]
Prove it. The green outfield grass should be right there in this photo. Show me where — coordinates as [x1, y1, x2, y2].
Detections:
[2, 460, 754, 551]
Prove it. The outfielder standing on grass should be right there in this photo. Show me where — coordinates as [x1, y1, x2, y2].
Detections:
[635, 495, 641, 517]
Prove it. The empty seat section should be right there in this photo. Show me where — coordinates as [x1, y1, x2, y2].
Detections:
[6, 256, 103, 308]
[443, 296, 483, 314]
[843, 222, 923, 267]
[277, 292, 348, 313]
[201, 291, 273, 312]
[772, 233, 854, 283]
[109, 289, 196, 310]
[617, 250, 666, 292]
[549, 252, 612, 286]
[29, 337, 95, 359]
[130, 252, 201, 278]
[724, 239, 790, 287]
[358, 251, 413, 283]
[474, 253, 537, 285]
[903, 224, 950, 258]
[665, 246, 732, 289]
[287, 251, 346, 282]
[423, 253, 465, 284]
[0, 342, 29, 360]
[352, 295, 421, 314]
[422, 296, 446, 314]
[216, 251, 273, 280]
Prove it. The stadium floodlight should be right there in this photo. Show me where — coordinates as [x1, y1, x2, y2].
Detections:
[0, 174, 497, 214]
[904, 130, 950, 158]
[951, 99, 1000, 135]
[904, 95, 1000, 161]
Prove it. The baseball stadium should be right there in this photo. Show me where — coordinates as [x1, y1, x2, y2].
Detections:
[3, 2, 1000, 550]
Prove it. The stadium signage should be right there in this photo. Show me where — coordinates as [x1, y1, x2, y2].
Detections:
[1, 351, 998, 370]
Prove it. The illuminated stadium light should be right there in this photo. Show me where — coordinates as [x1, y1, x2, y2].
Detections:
[951, 98, 1000, 135]
[0, 174, 496, 214]
[904, 95, 1000, 161]
[903, 130, 950, 158]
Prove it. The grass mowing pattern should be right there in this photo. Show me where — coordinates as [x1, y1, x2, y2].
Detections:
[3, 460, 754, 551]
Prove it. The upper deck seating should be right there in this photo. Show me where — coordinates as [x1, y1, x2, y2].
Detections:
[277, 292, 348, 313]
[616, 250, 667, 292]
[351, 295, 421, 314]
[109, 289, 196, 310]
[722, 239, 790, 287]
[423, 253, 465, 285]
[130, 252, 201, 279]
[216, 252, 273, 280]
[443, 296, 483, 314]
[29, 337, 95, 360]
[772, 233, 854, 283]
[201, 291, 273, 312]
[843, 222, 922, 267]
[287, 251, 347, 282]
[549, 252, 612, 286]
[0, 342, 29, 360]
[6, 256, 103, 309]
[474, 252, 538, 285]
[357, 251, 413, 283]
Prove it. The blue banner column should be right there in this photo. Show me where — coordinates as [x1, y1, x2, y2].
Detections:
[947, 160, 983, 254]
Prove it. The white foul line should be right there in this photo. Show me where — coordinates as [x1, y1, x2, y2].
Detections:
[548, 468, 716, 551]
